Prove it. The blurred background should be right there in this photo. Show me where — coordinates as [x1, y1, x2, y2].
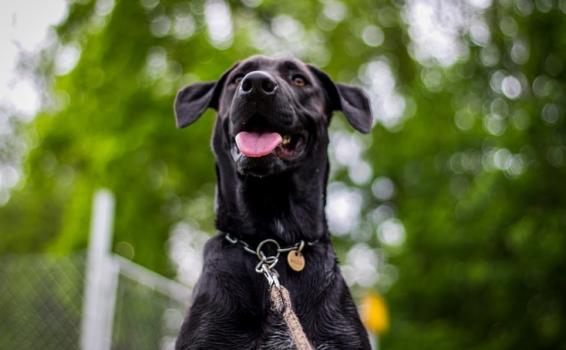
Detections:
[1, 0, 565, 349]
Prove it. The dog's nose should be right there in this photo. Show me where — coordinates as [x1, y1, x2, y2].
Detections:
[240, 71, 278, 96]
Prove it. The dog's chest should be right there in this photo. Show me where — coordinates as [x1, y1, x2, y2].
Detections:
[257, 315, 329, 350]
[258, 320, 295, 350]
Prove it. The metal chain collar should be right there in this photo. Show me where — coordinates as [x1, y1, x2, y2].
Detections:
[223, 233, 317, 287]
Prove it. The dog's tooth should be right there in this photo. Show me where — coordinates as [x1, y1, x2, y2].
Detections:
[282, 135, 291, 145]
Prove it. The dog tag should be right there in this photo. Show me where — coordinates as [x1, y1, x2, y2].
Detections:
[287, 250, 305, 272]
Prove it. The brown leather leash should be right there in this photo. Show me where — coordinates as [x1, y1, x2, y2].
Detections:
[224, 233, 315, 350]
[270, 284, 314, 350]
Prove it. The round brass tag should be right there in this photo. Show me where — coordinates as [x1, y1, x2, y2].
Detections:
[287, 250, 306, 272]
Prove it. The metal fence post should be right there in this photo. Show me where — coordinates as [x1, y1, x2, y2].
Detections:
[80, 189, 119, 350]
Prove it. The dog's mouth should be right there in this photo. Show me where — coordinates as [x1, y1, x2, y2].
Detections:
[233, 131, 306, 160]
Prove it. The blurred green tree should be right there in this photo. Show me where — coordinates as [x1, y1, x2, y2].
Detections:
[1, 0, 565, 349]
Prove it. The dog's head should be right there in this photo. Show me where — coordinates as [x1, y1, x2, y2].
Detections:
[174, 55, 372, 177]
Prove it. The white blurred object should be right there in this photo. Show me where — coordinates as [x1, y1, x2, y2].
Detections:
[377, 218, 406, 247]
[342, 243, 379, 287]
[81, 190, 118, 350]
[168, 222, 209, 287]
[0, 0, 67, 115]
[359, 59, 406, 130]
[326, 182, 363, 235]
[404, 0, 492, 66]
[81, 190, 191, 350]
[204, 0, 233, 49]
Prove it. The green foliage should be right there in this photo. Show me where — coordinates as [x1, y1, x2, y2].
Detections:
[1, 0, 565, 349]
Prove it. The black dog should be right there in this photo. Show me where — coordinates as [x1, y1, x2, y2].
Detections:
[174, 56, 373, 349]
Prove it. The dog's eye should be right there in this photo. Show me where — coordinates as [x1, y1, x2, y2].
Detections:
[292, 75, 307, 87]
[233, 74, 244, 85]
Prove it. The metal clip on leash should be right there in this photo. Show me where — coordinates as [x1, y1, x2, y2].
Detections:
[254, 239, 281, 289]
[253, 238, 314, 350]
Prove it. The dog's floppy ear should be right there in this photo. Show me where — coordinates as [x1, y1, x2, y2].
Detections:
[308, 65, 373, 133]
[174, 64, 237, 128]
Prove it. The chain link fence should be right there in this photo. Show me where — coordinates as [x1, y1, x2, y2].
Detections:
[0, 254, 85, 349]
[0, 253, 190, 350]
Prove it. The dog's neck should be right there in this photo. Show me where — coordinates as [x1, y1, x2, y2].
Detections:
[214, 158, 330, 244]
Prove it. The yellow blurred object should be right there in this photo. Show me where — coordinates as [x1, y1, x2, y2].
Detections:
[361, 291, 389, 334]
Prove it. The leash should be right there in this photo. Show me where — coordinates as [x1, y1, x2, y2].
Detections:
[224, 233, 316, 350]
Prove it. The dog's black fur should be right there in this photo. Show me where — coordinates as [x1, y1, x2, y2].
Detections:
[174, 56, 373, 349]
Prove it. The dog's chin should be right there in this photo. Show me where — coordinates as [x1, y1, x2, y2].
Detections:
[235, 154, 287, 177]
[230, 138, 307, 177]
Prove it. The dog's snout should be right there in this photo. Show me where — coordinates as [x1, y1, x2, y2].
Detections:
[240, 71, 278, 96]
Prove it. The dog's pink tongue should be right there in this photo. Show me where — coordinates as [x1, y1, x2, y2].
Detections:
[235, 131, 282, 158]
